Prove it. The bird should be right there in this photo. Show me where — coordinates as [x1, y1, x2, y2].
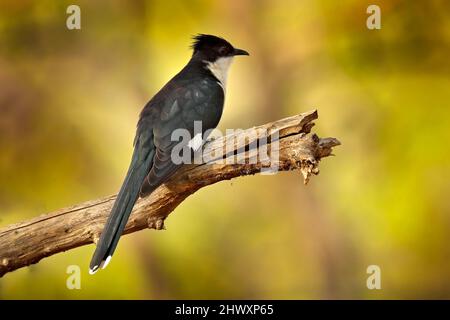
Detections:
[89, 34, 249, 274]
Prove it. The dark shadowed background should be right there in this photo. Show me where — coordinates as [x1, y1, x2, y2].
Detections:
[0, 0, 449, 299]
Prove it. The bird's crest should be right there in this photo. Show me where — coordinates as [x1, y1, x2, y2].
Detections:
[191, 34, 230, 53]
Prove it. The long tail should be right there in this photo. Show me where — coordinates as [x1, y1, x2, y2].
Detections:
[89, 147, 153, 274]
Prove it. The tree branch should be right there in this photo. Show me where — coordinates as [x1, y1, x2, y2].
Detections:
[0, 110, 340, 277]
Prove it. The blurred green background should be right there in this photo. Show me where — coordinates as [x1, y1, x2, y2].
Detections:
[0, 0, 449, 299]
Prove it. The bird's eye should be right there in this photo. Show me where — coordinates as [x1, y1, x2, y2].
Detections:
[218, 46, 228, 55]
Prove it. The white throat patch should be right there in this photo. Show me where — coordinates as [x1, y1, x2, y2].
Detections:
[205, 56, 234, 91]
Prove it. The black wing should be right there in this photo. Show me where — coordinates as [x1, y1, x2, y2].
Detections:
[140, 78, 224, 196]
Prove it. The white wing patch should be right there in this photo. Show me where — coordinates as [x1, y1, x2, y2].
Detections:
[188, 133, 203, 151]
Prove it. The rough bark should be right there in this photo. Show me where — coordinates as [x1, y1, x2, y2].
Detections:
[0, 110, 340, 277]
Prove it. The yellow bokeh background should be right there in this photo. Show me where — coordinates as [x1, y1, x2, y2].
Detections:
[0, 0, 449, 299]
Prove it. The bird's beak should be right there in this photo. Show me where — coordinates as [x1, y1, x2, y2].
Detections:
[232, 48, 249, 56]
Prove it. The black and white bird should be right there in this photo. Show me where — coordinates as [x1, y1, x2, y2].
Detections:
[89, 34, 249, 274]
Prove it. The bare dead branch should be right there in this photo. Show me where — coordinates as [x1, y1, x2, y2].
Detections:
[0, 110, 340, 277]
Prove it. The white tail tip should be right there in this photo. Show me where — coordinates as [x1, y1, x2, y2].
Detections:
[89, 266, 99, 275]
[101, 255, 112, 270]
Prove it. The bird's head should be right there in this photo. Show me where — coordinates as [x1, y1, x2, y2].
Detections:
[191, 34, 249, 62]
[191, 34, 248, 88]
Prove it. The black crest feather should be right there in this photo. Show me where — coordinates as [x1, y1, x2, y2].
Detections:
[191, 34, 230, 53]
